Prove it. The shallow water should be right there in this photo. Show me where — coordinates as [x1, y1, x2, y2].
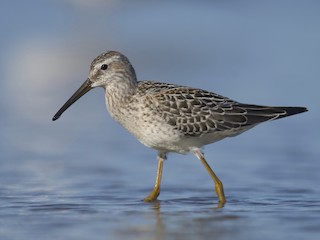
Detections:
[1, 139, 319, 240]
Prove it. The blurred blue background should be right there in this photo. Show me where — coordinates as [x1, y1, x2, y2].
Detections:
[0, 1, 319, 240]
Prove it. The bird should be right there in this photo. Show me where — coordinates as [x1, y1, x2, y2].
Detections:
[52, 51, 307, 206]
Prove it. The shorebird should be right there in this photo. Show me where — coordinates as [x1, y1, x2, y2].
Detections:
[53, 51, 307, 206]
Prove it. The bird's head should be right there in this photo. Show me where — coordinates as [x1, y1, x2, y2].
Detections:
[52, 51, 136, 121]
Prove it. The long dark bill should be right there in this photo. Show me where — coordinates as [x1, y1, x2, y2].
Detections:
[52, 79, 93, 121]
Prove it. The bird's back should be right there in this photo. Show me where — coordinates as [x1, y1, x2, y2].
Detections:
[136, 81, 307, 144]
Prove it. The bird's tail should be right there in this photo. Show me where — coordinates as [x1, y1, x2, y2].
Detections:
[275, 106, 308, 119]
[240, 105, 308, 125]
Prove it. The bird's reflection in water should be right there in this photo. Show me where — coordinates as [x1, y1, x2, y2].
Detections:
[149, 201, 165, 240]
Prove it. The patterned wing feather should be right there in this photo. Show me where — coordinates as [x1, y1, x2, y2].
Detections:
[151, 85, 246, 136]
[144, 82, 307, 137]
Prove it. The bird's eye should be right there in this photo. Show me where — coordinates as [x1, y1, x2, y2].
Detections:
[100, 64, 108, 70]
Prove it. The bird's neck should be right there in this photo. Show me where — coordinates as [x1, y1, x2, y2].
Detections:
[104, 77, 138, 117]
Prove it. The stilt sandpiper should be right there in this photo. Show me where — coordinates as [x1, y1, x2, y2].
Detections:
[53, 51, 307, 206]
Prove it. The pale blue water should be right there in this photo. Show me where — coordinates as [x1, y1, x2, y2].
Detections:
[1, 1, 319, 240]
[1, 136, 319, 240]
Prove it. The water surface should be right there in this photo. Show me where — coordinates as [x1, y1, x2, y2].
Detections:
[1, 141, 319, 240]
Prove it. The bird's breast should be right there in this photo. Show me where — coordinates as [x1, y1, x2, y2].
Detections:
[104, 92, 189, 152]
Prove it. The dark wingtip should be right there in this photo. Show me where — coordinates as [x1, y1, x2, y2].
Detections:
[284, 106, 308, 116]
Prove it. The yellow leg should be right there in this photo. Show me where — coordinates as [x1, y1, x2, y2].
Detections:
[194, 150, 226, 205]
[144, 155, 164, 202]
